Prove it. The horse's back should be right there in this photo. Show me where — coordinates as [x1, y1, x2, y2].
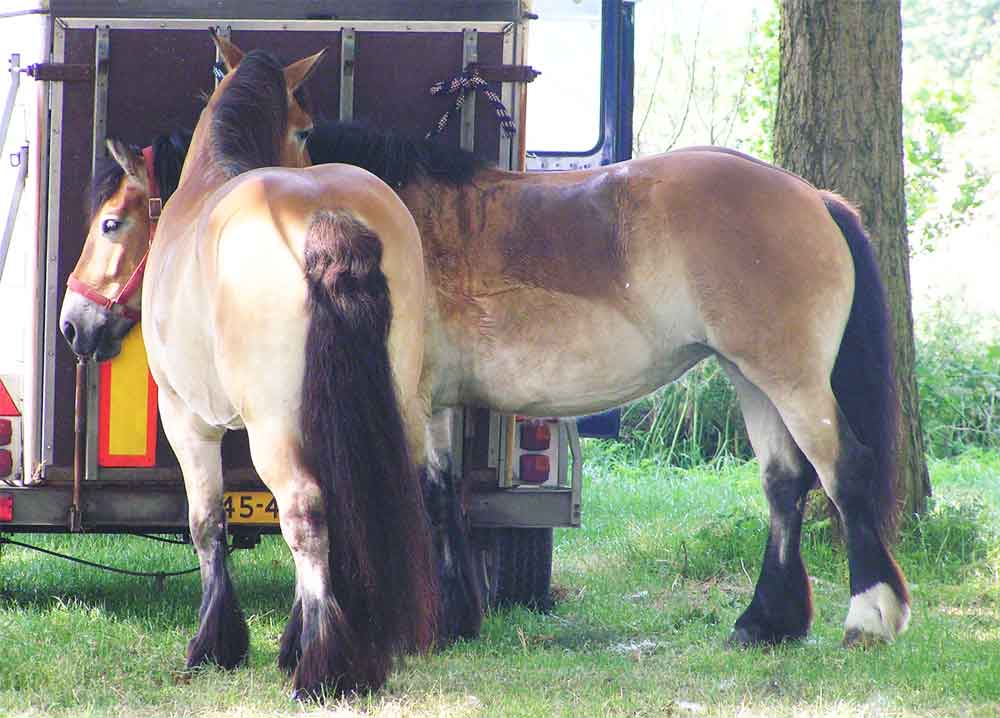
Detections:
[529, 148, 856, 364]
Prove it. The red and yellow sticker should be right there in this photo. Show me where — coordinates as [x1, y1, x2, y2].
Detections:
[98, 325, 157, 467]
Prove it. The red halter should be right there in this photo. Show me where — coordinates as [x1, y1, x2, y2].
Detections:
[66, 145, 161, 322]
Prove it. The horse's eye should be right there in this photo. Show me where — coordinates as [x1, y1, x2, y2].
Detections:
[296, 129, 312, 141]
[101, 218, 121, 234]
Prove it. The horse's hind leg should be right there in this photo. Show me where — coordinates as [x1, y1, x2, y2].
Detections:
[277, 585, 303, 675]
[246, 420, 374, 698]
[423, 409, 483, 643]
[721, 361, 817, 646]
[158, 387, 249, 669]
[743, 369, 910, 644]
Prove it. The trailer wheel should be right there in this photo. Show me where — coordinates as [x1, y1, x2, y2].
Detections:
[475, 527, 553, 611]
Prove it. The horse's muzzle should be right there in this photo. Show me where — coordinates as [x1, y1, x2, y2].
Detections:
[59, 291, 135, 361]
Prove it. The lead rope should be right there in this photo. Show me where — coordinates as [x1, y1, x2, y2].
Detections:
[426, 68, 517, 139]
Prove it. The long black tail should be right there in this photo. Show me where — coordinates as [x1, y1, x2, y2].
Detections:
[300, 210, 438, 689]
[823, 192, 900, 535]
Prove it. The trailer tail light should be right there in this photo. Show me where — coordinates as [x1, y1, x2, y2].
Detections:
[0, 494, 11, 521]
[519, 421, 551, 451]
[519, 454, 550, 484]
[0, 419, 11, 446]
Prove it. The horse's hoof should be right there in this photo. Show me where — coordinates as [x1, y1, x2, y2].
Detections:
[842, 627, 888, 649]
[727, 621, 805, 648]
[727, 626, 761, 648]
[290, 680, 333, 703]
[185, 642, 248, 671]
[843, 582, 910, 645]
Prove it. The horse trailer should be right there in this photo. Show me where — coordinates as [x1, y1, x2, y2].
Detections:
[0, 0, 634, 608]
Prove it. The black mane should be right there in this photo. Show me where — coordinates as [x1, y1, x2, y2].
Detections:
[89, 117, 485, 220]
[211, 49, 287, 178]
[152, 128, 193, 200]
[88, 128, 193, 220]
[306, 121, 488, 189]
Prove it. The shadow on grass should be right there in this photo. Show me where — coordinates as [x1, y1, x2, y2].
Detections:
[0, 534, 295, 629]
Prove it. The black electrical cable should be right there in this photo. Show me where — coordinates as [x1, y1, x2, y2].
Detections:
[0, 536, 234, 581]
[135, 532, 190, 546]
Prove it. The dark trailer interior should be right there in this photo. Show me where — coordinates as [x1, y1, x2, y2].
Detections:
[1, 0, 634, 605]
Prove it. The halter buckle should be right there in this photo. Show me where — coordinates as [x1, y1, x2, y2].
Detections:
[148, 196, 162, 221]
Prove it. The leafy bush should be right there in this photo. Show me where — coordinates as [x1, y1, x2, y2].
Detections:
[915, 303, 1000, 457]
[897, 495, 998, 582]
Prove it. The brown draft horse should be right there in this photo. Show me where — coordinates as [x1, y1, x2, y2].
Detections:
[60, 37, 439, 698]
[309, 124, 912, 648]
[64, 114, 911, 676]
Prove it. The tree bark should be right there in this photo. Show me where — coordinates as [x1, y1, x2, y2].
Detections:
[774, 0, 930, 521]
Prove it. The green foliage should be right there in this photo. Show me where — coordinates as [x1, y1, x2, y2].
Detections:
[903, 0, 1000, 79]
[897, 495, 998, 582]
[739, 0, 780, 161]
[904, 87, 992, 253]
[615, 358, 750, 468]
[631, 1, 781, 157]
[903, 88, 966, 230]
[915, 303, 1000, 457]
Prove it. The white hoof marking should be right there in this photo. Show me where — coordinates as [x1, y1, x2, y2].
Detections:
[844, 582, 910, 641]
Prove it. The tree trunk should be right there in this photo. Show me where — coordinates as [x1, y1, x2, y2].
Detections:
[774, 0, 930, 522]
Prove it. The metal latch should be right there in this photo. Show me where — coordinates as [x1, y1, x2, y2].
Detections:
[466, 63, 541, 84]
[23, 63, 93, 82]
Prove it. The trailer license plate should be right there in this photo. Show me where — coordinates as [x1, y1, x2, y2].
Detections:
[223, 491, 280, 525]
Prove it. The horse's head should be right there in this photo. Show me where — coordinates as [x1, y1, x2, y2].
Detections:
[208, 32, 327, 171]
[60, 139, 156, 360]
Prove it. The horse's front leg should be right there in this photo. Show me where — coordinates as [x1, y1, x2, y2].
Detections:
[158, 387, 249, 669]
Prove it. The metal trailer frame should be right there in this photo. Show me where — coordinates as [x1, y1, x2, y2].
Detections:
[0, 0, 637, 538]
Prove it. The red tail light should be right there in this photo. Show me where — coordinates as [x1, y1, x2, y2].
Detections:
[519, 454, 550, 484]
[0, 450, 11, 479]
[519, 421, 551, 451]
[0, 494, 11, 521]
[0, 419, 10, 445]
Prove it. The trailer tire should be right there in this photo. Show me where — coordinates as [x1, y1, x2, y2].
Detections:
[475, 527, 553, 611]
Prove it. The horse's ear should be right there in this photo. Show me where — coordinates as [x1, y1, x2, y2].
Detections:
[284, 48, 328, 93]
[105, 138, 144, 180]
[210, 28, 244, 72]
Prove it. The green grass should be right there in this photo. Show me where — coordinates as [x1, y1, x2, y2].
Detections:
[2, 448, 1000, 717]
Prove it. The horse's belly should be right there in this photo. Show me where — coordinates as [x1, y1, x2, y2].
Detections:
[453, 296, 708, 416]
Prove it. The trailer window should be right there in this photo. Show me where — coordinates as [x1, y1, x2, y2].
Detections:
[525, 0, 603, 154]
